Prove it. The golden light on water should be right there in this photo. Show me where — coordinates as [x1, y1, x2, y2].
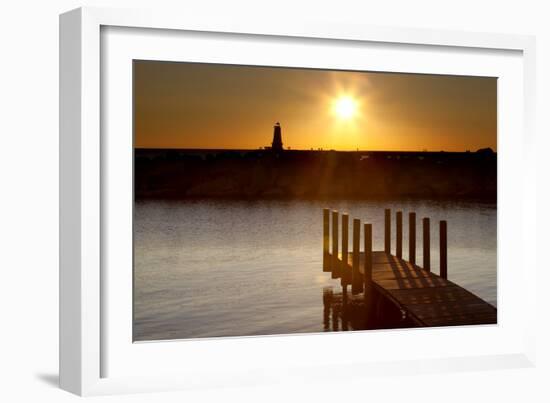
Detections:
[333, 95, 358, 120]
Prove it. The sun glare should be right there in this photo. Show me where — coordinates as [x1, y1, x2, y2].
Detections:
[333, 96, 358, 120]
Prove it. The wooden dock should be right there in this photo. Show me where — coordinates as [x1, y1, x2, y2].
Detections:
[322, 208, 497, 328]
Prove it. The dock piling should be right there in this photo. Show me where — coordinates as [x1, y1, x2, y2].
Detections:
[341, 213, 350, 286]
[323, 208, 330, 272]
[440, 220, 447, 279]
[423, 217, 430, 271]
[332, 211, 340, 278]
[384, 209, 391, 253]
[364, 223, 373, 298]
[409, 212, 416, 264]
[352, 218, 363, 294]
[396, 211, 403, 258]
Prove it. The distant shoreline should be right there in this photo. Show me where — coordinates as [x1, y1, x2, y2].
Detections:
[135, 194, 498, 204]
[135, 147, 496, 155]
[135, 148, 497, 201]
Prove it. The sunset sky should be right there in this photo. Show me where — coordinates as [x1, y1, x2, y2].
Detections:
[134, 61, 497, 152]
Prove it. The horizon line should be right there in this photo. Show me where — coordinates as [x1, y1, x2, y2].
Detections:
[134, 146, 496, 153]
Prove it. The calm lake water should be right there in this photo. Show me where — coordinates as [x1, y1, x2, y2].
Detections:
[134, 199, 497, 341]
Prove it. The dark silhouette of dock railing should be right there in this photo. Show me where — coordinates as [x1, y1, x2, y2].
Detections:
[322, 208, 496, 328]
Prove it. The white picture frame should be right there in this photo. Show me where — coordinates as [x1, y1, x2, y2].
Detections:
[60, 6, 537, 396]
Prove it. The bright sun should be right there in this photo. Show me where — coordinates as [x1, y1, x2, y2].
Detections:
[333, 96, 358, 120]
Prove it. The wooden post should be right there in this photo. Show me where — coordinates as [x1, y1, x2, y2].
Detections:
[384, 208, 391, 253]
[396, 211, 403, 258]
[331, 211, 340, 278]
[409, 212, 416, 264]
[363, 223, 373, 299]
[323, 208, 330, 272]
[423, 217, 430, 271]
[341, 213, 350, 286]
[352, 218, 363, 294]
[440, 220, 447, 279]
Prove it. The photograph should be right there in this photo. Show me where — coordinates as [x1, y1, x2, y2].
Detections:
[133, 60, 497, 341]
[2, 0, 543, 399]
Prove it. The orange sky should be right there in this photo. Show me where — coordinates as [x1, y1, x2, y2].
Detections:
[134, 61, 497, 152]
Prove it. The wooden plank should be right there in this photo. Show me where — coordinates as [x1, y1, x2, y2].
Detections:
[423, 217, 430, 271]
[341, 213, 350, 286]
[331, 211, 339, 278]
[386, 286, 483, 305]
[348, 251, 395, 264]
[371, 266, 434, 280]
[350, 252, 439, 281]
[409, 212, 416, 264]
[384, 209, 391, 253]
[374, 276, 449, 290]
[352, 218, 363, 294]
[396, 211, 403, 258]
[363, 223, 373, 293]
[372, 255, 423, 270]
[406, 301, 496, 320]
[348, 252, 422, 275]
[440, 220, 448, 279]
[371, 261, 426, 272]
[323, 208, 330, 272]
[421, 313, 497, 327]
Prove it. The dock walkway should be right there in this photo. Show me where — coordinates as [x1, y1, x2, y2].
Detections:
[323, 209, 497, 328]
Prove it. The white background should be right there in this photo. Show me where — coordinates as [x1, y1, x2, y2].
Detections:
[1, 0, 549, 402]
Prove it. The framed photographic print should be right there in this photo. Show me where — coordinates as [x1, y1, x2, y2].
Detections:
[60, 7, 537, 396]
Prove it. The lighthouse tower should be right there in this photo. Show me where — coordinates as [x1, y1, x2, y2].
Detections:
[271, 122, 283, 152]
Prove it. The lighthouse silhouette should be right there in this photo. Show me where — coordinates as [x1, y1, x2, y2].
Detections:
[271, 122, 283, 152]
